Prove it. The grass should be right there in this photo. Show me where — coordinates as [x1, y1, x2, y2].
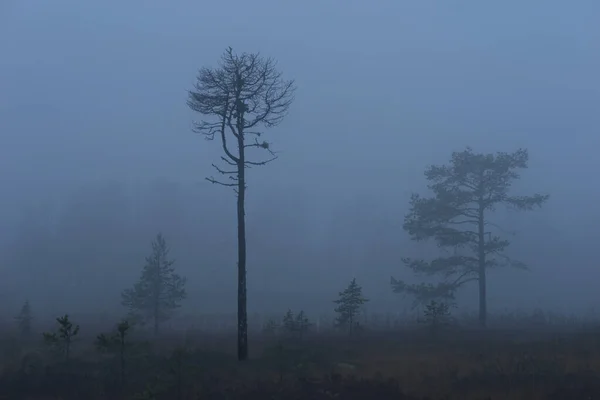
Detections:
[1, 314, 600, 399]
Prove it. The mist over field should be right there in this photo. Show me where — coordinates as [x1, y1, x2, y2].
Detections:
[1, 0, 599, 325]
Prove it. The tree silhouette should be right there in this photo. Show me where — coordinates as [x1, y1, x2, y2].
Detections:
[15, 300, 32, 338]
[187, 47, 295, 360]
[122, 233, 186, 335]
[334, 278, 369, 335]
[391, 147, 548, 327]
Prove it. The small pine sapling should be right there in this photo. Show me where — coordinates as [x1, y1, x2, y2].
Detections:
[15, 300, 33, 338]
[334, 278, 369, 335]
[96, 319, 131, 385]
[262, 318, 280, 336]
[43, 314, 80, 363]
[421, 300, 452, 337]
[282, 309, 296, 335]
[295, 310, 312, 339]
[281, 309, 312, 339]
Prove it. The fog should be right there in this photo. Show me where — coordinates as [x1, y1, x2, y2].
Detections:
[1, 1, 599, 323]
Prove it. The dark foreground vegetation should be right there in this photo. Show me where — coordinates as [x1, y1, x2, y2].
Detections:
[2, 312, 600, 400]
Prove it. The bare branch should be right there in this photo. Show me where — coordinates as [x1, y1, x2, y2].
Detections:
[446, 219, 479, 226]
[191, 120, 221, 140]
[451, 270, 478, 287]
[245, 155, 278, 166]
[220, 156, 237, 166]
[243, 138, 271, 149]
[484, 220, 517, 236]
[212, 164, 236, 175]
[188, 46, 295, 219]
[205, 177, 237, 187]
[241, 137, 280, 166]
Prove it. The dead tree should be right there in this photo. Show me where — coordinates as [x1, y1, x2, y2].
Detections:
[187, 47, 295, 361]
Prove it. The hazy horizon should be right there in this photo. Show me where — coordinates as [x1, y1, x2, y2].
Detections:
[1, 0, 599, 322]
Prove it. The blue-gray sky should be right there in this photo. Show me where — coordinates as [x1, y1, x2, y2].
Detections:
[1, 0, 599, 320]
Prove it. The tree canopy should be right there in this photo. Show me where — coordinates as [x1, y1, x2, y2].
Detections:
[391, 147, 548, 325]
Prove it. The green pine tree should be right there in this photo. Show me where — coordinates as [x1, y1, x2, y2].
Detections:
[43, 314, 79, 363]
[294, 310, 312, 339]
[122, 233, 187, 335]
[333, 278, 368, 335]
[422, 300, 452, 337]
[282, 309, 295, 335]
[391, 147, 548, 327]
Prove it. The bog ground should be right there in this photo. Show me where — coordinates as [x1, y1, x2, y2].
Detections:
[1, 312, 600, 399]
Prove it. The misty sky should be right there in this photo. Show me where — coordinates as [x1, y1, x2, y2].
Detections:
[1, 1, 599, 319]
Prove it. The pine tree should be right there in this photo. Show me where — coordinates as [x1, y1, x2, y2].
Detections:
[391, 147, 548, 327]
[43, 314, 79, 363]
[282, 309, 295, 335]
[295, 310, 312, 339]
[333, 278, 368, 335]
[121, 233, 187, 335]
[262, 318, 280, 336]
[281, 309, 312, 339]
[422, 300, 452, 337]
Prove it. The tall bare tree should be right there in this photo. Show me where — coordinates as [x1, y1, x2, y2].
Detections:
[187, 47, 295, 360]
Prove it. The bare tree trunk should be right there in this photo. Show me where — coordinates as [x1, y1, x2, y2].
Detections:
[187, 49, 295, 361]
[477, 204, 487, 327]
[154, 288, 160, 336]
[237, 139, 248, 361]
[154, 253, 161, 336]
